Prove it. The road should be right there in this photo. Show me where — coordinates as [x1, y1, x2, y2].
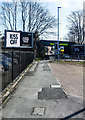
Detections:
[48, 61, 83, 99]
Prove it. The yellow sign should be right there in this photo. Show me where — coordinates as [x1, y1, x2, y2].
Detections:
[60, 49, 64, 52]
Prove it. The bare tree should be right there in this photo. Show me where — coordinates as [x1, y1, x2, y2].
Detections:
[13, 1, 17, 30]
[67, 10, 83, 44]
[27, 2, 56, 38]
[0, 1, 18, 30]
[19, 1, 57, 37]
[0, 1, 57, 39]
[19, 0, 29, 31]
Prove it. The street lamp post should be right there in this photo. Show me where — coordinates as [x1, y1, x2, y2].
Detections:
[57, 7, 61, 61]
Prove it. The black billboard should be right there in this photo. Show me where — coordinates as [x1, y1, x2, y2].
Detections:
[21, 32, 33, 48]
[64, 45, 72, 55]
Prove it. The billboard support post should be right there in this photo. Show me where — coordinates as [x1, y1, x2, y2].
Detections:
[12, 49, 14, 82]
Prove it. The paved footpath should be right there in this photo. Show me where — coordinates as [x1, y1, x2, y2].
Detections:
[1, 60, 84, 119]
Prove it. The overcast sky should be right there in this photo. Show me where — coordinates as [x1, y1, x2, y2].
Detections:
[44, 0, 84, 40]
[0, 0, 85, 40]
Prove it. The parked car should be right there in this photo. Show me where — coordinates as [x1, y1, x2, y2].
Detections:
[0, 54, 11, 71]
[0, 61, 10, 71]
[63, 54, 70, 59]
[1, 54, 18, 64]
[3, 52, 20, 64]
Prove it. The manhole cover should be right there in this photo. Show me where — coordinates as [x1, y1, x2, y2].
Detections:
[32, 107, 45, 116]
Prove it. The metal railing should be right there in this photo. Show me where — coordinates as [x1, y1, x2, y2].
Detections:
[59, 54, 85, 62]
[48, 54, 85, 62]
[1, 50, 34, 91]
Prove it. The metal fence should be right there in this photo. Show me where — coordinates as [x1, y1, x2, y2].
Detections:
[1, 50, 34, 91]
[49, 54, 85, 62]
[59, 54, 85, 62]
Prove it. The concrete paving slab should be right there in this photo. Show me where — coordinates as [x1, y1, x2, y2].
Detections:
[29, 62, 38, 72]
[2, 96, 83, 118]
[12, 88, 42, 99]
[43, 64, 51, 71]
[25, 71, 35, 76]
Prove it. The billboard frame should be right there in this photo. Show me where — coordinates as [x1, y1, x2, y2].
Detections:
[71, 45, 85, 55]
[5, 30, 33, 49]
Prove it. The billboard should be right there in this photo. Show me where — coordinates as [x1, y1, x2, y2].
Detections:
[5, 30, 33, 48]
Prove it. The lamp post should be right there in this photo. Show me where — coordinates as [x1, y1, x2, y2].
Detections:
[57, 7, 61, 61]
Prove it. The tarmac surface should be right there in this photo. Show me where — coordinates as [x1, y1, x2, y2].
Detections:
[1, 60, 84, 119]
[48, 61, 83, 99]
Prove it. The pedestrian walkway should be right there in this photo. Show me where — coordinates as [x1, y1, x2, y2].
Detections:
[2, 60, 83, 118]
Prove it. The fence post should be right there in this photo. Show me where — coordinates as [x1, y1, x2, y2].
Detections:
[71, 55, 72, 61]
[19, 50, 20, 74]
[12, 50, 14, 82]
[78, 54, 79, 62]
[64, 55, 65, 61]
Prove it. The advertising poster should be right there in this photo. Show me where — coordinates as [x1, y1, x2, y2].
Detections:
[6, 31, 20, 48]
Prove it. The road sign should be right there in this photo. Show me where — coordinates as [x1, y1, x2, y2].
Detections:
[5, 30, 33, 48]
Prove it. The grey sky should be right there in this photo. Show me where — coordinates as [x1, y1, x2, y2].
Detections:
[0, 0, 84, 40]
[43, 0, 84, 40]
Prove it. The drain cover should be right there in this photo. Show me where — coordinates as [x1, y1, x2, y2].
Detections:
[32, 107, 45, 116]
